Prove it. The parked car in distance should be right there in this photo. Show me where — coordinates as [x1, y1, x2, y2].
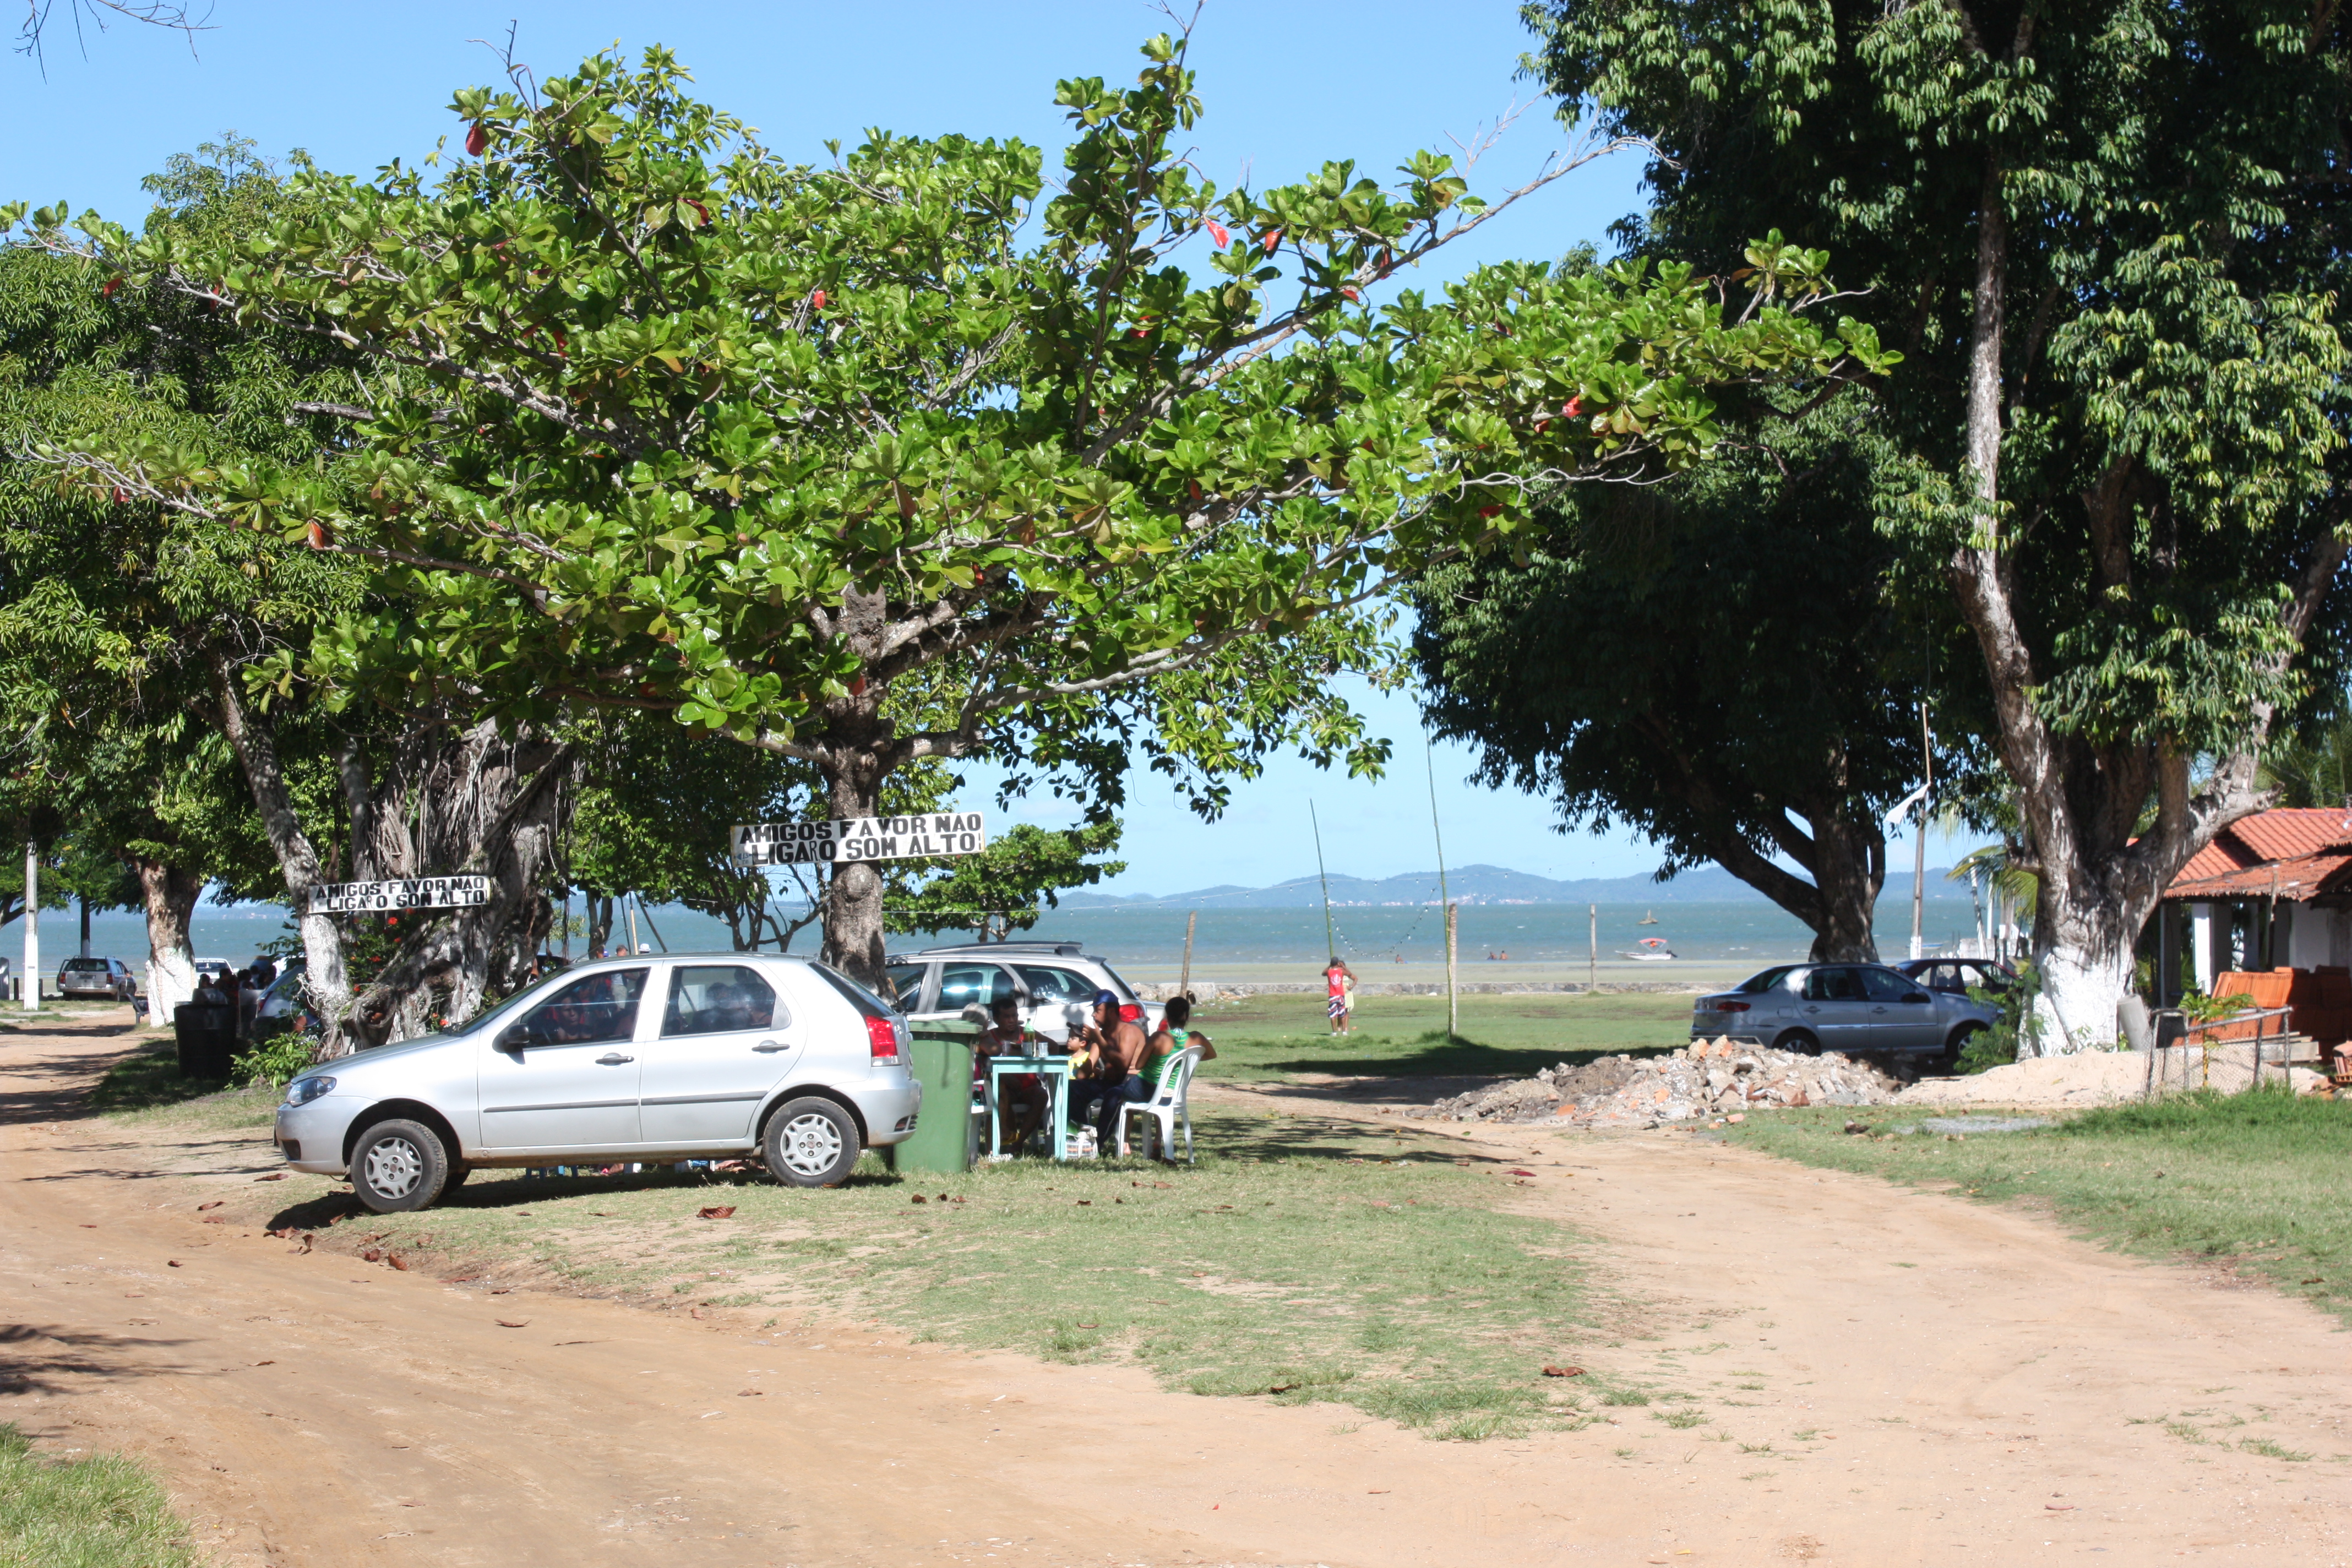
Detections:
[1690, 961, 1999, 1065]
[193, 959, 235, 989]
[57, 956, 138, 1001]
[254, 962, 309, 1030]
[273, 952, 921, 1212]
[1894, 957, 2018, 997]
[883, 941, 1162, 1044]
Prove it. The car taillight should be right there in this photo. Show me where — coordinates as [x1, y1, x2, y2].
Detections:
[865, 1016, 901, 1061]
[1716, 1000, 1751, 1013]
[1119, 1003, 1142, 1024]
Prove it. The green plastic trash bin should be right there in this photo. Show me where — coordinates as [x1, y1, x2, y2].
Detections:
[896, 1025, 978, 1174]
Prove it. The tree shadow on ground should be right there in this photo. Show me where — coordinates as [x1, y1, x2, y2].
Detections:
[1246, 1036, 1677, 1082]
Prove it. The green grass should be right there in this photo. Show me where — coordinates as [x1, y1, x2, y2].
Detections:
[1188, 991, 1691, 1082]
[1724, 1088, 2352, 1324]
[0, 1424, 197, 1568]
[205, 1108, 1620, 1441]
[85, 1038, 234, 1114]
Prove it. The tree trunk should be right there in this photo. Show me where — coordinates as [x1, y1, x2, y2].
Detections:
[819, 748, 890, 988]
[1805, 810, 1887, 964]
[345, 722, 573, 1043]
[133, 857, 202, 1028]
[209, 651, 355, 1055]
[587, 894, 614, 957]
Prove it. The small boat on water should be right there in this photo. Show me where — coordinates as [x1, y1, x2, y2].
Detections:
[1618, 935, 1676, 961]
[1637, 911, 1659, 925]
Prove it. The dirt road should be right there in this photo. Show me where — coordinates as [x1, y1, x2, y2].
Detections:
[7, 1020, 2352, 1566]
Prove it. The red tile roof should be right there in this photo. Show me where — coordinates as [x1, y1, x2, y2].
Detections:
[2166, 808, 2352, 901]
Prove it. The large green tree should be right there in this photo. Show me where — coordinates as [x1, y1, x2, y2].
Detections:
[1414, 407, 1970, 961]
[7, 31, 1892, 988]
[1527, 0, 2352, 1047]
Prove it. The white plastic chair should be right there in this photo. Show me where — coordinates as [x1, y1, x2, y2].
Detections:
[1117, 1044, 1205, 1162]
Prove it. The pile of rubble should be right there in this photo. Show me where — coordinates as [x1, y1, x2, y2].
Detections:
[1407, 1037, 1902, 1128]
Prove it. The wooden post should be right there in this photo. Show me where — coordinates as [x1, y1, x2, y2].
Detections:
[1179, 910, 1196, 998]
[1444, 902, 1458, 1039]
[1588, 902, 1598, 995]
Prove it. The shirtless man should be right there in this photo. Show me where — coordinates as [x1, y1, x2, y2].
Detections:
[1066, 989, 1151, 1154]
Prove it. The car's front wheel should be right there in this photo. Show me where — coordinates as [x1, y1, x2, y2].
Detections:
[761, 1097, 861, 1188]
[350, 1118, 451, 1213]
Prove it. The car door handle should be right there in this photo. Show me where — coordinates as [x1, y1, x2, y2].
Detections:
[752, 1040, 790, 1053]
[596, 1053, 634, 1065]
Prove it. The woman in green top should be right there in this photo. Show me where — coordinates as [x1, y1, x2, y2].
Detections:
[1143, 994, 1216, 1089]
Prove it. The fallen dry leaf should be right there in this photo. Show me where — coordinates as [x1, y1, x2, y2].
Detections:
[1542, 1365, 1584, 1378]
[1075, 1200, 1092, 1206]
[738, 1389, 763, 1397]
[495, 1319, 529, 1329]
[910, 1195, 927, 1205]
[386, 1255, 409, 1272]
[253, 1359, 275, 1367]
[696, 1205, 736, 1220]
[197, 1200, 224, 1211]
[202, 1215, 227, 1224]
[361, 1249, 383, 1262]
[254, 1172, 286, 1182]
[2046, 1504, 2076, 1512]
[1508, 1168, 1537, 1177]
[490, 1288, 511, 1295]
[167, 1260, 183, 1267]
[78, 1223, 96, 1229]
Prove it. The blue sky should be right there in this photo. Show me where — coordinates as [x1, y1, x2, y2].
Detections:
[3, 0, 1968, 895]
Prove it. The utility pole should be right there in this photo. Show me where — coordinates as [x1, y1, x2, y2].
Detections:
[1910, 699, 1932, 961]
[22, 841, 37, 1012]
[1310, 801, 1336, 962]
[1424, 740, 1455, 1038]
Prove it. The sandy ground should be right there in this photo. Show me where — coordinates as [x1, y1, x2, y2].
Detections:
[1897, 1049, 2327, 1108]
[9, 1018, 2352, 1566]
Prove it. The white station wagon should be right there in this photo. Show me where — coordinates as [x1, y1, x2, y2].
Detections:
[273, 953, 920, 1212]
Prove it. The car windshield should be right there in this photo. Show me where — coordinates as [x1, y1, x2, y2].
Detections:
[1732, 966, 1796, 994]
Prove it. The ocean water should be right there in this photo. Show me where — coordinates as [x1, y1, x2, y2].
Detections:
[45, 894, 1986, 982]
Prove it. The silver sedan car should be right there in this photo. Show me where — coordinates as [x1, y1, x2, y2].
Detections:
[1691, 961, 2000, 1065]
[274, 953, 921, 1212]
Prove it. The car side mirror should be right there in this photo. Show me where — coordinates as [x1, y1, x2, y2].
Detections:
[497, 1023, 531, 1052]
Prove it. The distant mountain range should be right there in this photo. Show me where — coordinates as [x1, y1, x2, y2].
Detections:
[1063, 862, 1977, 910]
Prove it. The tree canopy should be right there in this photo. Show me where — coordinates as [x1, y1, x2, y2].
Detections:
[1525, 0, 2352, 1044]
[6, 29, 1891, 986]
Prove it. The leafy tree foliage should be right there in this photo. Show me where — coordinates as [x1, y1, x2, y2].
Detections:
[6, 32, 1892, 984]
[1525, 0, 2352, 1044]
[1415, 408, 1972, 960]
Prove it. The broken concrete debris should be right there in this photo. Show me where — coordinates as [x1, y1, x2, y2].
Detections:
[1406, 1037, 1901, 1128]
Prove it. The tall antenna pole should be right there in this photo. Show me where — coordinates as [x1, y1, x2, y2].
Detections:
[1310, 800, 1336, 961]
[1910, 699, 1932, 961]
[1425, 739, 1456, 1038]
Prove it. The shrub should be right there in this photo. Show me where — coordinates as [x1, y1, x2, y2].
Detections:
[230, 1030, 321, 1090]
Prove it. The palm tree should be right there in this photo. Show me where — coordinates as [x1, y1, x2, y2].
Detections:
[2259, 713, 2352, 809]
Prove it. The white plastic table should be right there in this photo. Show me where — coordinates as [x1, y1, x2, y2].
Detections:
[983, 1053, 1074, 1159]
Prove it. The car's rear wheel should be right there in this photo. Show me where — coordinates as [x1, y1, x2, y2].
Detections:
[351, 1118, 451, 1213]
[761, 1097, 861, 1188]
[1775, 1029, 1821, 1057]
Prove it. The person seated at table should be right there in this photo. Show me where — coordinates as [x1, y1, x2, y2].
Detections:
[976, 995, 1047, 1155]
[1066, 990, 1151, 1154]
[1142, 994, 1216, 1090]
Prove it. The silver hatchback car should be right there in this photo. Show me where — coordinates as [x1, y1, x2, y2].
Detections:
[274, 953, 920, 1213]
[1691, 961, 2000, 1065]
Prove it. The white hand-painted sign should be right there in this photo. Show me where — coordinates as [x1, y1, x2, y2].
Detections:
[731, 812, 988, 867]
[309, 875, 493, 914]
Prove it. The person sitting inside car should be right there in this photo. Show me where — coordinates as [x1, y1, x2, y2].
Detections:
[974, 995, 1048, 1156]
